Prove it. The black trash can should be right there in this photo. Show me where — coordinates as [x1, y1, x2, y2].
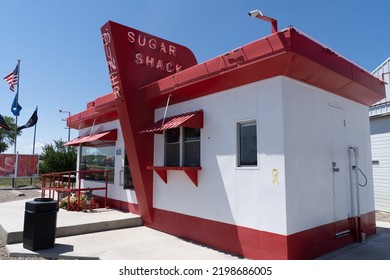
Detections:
[23, 197, 59, 251]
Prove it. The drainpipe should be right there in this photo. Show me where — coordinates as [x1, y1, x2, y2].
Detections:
[349, 146, 363, 242]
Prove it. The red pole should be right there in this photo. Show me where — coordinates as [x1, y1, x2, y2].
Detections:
[104, 170, 108, 208]
[256, 14, 278, 33]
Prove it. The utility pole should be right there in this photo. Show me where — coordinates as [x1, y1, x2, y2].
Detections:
[59, 108, 71, 142]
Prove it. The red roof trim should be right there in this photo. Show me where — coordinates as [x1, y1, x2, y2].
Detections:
[140, 110, 203, 134]
[67, 93, 118, 129]
[142, 27, 385, 108]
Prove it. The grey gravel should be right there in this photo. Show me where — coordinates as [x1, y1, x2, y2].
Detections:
[0, 187, 41, 204]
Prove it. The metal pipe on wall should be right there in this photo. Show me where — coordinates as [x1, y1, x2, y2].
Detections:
[349, 146, 364, 242]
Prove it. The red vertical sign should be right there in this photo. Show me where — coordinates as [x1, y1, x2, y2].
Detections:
[101, 21, 197, 222]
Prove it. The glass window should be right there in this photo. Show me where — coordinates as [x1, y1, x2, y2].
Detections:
[164, 127, 201, 167]
[183, 128, 200, 166]
[165, 128, 180, 166]
[80, 145, 115, 182]
[238, 121, 257, 166]
[123, 153, 134, 190]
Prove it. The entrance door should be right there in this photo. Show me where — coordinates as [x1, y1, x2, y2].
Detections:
[122, 153, 134, 190]
[329, 105, 351, 237]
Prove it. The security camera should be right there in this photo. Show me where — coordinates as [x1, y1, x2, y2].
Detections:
[248, 10, 262, 18]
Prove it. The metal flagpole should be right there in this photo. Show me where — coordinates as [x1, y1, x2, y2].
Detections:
[12, 60, 21, 189]
[31, 106, 38, 186]
[13, 60, 21, 154]
[32, 106, 38, 154]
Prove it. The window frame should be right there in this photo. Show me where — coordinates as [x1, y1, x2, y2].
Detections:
[121, 152, 134, 190]
[237, 120, 258, 168]
[164, 127, 181, 166]
[164, 127, 201, 167]
[79, 144, 116, 183]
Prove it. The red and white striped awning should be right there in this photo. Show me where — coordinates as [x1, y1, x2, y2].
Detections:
[140, 110, 203, 134]
[64, 129, 117, 146]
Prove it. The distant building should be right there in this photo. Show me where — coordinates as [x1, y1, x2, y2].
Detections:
[66, 21, 385, 259]
[370, 57, 390, 212]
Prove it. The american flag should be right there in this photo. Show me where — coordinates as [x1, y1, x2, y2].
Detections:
[3, 64, 19, 92]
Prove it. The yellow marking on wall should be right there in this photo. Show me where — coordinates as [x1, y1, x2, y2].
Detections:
[272, 169, 279, 186]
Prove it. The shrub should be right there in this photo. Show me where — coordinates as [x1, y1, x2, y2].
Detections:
[59, 192, 99, 211]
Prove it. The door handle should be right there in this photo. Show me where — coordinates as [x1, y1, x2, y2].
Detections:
[332, 162, 340, 173]
[119, 168, 124, 186]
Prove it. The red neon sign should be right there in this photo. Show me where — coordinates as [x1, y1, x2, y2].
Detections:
[101, 21, 197, 222]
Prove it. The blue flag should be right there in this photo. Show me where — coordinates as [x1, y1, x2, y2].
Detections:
[11, 94, 22, 116]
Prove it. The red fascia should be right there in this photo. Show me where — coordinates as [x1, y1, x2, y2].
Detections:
[67, 93, 118, 129]
[93, 93, 117, 112]
[142, 27, 385, 108]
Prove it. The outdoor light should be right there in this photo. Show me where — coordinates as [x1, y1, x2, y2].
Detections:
[59, 108, 71, 142]
[248, 10, 262, 17]
[248, 9, 278, 34]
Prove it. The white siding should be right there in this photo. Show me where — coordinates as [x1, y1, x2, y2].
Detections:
[370, 57, 390, 212]
[371, 116, 390, 212]
[370, 58, 390, 117]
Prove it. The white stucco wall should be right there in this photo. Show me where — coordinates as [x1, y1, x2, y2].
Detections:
[282, 77, 374, 234]
[153, 77, 288, 235]
[151, 76, 375, 236]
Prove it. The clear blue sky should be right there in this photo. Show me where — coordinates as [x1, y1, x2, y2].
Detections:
[1, 0, 389, 155]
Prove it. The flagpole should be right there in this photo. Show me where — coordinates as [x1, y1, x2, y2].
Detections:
[31, 106, 38, 186]
[32, 106, 38, 154]
[13, 60, 20, 154]
[12, 60, 20, 189]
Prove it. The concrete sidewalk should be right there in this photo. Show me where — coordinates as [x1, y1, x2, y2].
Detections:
[316, 221, 390, 260]
[1, 198, 390, 260]
[6, 227, 240, 260]
[0, 198, 240, 260]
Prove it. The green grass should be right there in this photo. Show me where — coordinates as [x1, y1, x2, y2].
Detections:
[0, 177, 42, 188]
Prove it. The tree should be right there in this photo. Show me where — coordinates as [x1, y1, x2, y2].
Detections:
[39, 139, 77, 174]
[0, 116, 21, 153]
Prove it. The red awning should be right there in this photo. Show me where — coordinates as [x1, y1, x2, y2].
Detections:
[64, 129, 117, 146]
[140, 110, 203, 134]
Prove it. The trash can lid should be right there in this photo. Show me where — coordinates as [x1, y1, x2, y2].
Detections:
[25, 198, 58, 212]
[34, 197, 54, 202]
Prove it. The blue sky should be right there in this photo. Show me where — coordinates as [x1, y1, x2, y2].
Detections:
[1, 0, 389, 155]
